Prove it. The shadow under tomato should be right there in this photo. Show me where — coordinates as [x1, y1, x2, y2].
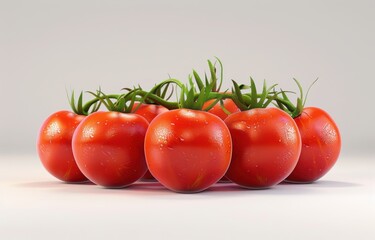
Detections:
[125, 182, 167, 191]
[281, 180, 361, 188]
[14, 180, 94, 188]
[206, 183, 249, 192]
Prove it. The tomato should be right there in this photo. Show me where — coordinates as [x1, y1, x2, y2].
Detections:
[132, 103, 169, 123]
[72, 111, 148, 188]
[286, 107, 341, 183]
[203, 98, 240, 121]
[132, 103, 169, 181]
[202, 98, 239, 183]
[144, 109, 232, 193]
[37, 111, 87, 182]
[224, 108, 301, 189]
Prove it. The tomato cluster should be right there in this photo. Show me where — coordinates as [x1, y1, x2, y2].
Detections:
[37, 59, 341, 193]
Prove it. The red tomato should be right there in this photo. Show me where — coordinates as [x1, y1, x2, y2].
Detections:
[72, 111, 148, 188]
[203, 98, 240, 120]
[144, 109, 232, 193]
[286, 107, 341, 183]
[132, 103, 169, 181]
[132, 103, 169, 123]
[224, 108, 301, 189]
[202, 98, 239, 183]
[37, 111, 87, 182]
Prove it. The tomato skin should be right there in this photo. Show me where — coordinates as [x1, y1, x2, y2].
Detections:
[286, 107, 341, 183]
[132, 103, 169, 180]
[224, 108, 301, 189]
[202, 98, 239, 183]
[203, 98, 240, 120]
[132, 103, 169, 123]
[72, 111, 148, 188]
[37, 111, 87, 182]
[144, 109, 232, 193]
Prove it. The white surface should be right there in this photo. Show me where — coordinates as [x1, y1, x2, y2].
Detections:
[0, 154, 374, 240]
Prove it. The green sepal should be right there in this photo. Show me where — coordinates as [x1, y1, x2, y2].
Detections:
[202, 97, 221, 111]
[257, 80, 268, 107]
[249, 77, 258, 107]
[69, 90, 78, 114]
[262, 83, 278, 107]
[231, 80, 248, 111]
[208, 60, 217, 91]
[116, 96, 127, 112]
[215, 57, 224, 92]
[193, 70, 204, 90]
[77, 92, 84, 115]
[67, 90, 91, 115]
[219, 99, 232, 115]
[292, 98, 304, 118]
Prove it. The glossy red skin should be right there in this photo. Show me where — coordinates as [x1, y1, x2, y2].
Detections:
[132, 103, 169, 123]
[224, 108, 302, 189]
[286, 107, 341, 183]
[72, 111, 148, 188]
[144, 109, 232, 193]
[132, 103, 169, 180]
[202, 98, 239, 183]
[203, 98, 240, 121]
[37, 111, 87, 182]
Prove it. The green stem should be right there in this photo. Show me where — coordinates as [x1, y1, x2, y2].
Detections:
[133, 90, 180, 109]
[82, 94, 120, 114]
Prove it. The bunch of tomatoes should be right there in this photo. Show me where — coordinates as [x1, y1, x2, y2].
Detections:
[37, 59, 341, 193]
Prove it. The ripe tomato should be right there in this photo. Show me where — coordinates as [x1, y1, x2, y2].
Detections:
[286, 107, 341, 183]
[37, 111, 87, 182]
[132, 103, 169, 123]
[224, 108, 301, 189]
[144, 109, 232, 193]
[132, 103, 169, 181]
[202, 98, 240, 121]
[202, 98, 239, 183]
[72, 111, 148, 188]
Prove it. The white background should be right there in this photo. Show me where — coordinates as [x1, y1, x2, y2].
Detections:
[0, 0, 374, 155]
[0, 1, 374, 239]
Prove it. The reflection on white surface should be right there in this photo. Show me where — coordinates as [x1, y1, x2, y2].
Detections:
[0, 154, 374, 240]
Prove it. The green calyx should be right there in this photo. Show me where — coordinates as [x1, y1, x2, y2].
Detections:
[67, 59, 318, 118]
[275, 78, 318, 118]
[129, 58, 227, 111]
[68, 90, 119, 115]
[126, 79, 182, 110]
[191, 57, 223, 93]
[230, 78, 278, 111]
[86, 88, 143, 113]
[179, 57, 227, 110]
